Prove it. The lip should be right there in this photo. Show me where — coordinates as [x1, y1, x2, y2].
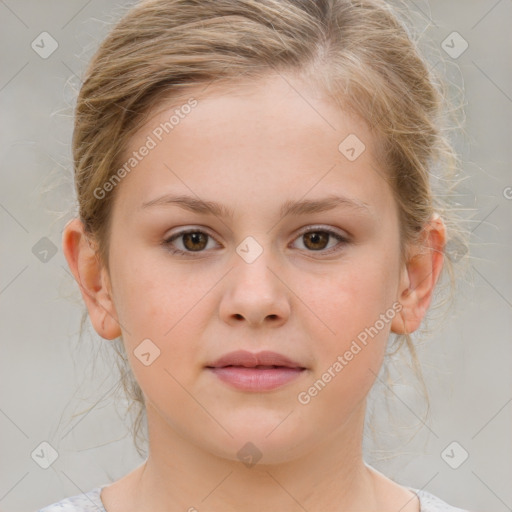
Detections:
[205, 350, 305, 369]
[205, 350, 307, 392]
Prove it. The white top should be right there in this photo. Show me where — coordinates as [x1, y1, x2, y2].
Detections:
[36, 484, 470, 511]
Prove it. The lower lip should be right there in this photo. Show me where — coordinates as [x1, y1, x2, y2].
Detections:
[206, 366, 305, 391]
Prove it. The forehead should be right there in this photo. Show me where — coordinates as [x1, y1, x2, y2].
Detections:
[113, 73, 395, 221]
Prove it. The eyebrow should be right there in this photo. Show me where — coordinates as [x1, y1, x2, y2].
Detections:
[140, 193, 372, 219]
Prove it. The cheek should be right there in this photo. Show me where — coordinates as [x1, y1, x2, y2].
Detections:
[306, 253, 399, 336]
[109, 256, 215, 417]
[109, 248, 213, 369]
[299, 251, 399, 392]
[111, 244, 192, 331]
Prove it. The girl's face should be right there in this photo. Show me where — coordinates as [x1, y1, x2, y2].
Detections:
[99, 74, 411, 463]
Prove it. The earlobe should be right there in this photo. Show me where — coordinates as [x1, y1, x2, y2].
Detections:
[62, 218, 122, 340]
[391, 214, 446, 335]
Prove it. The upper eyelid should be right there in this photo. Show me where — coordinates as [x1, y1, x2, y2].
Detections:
[167, 224, 347, 237]
[166, 227, 220, 244]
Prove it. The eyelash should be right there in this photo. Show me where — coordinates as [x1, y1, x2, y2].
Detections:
[163, 226, 350, 257]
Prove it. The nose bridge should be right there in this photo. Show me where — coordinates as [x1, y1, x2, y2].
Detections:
[233, 233, 280, 292]
[219, 233, 290, 325]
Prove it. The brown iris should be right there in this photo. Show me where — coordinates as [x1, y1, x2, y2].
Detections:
[182, 232, 208, 251]
[302, 231, 329, 251]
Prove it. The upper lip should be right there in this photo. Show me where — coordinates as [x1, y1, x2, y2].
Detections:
[205, 350, 306, 369]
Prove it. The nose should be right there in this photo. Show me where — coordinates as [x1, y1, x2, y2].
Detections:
[218, 252, 291, 328]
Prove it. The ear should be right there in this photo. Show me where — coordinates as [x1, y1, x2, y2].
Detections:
[62, 218, 121, 340]
[391, 214, 447, 335]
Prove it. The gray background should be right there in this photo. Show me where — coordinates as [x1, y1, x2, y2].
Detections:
[0, 1, 511, 511]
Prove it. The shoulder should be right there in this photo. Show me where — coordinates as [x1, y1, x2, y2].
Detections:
[408, 487, 472, 512]
[36, 486, 107, 512]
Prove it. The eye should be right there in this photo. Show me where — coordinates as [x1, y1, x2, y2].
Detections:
[163, 228, 220, 256]
[291, 227, 350, 255]
[163, 226, 350, 257]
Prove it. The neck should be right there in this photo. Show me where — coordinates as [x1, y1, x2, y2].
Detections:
[130, 400, 381, 512]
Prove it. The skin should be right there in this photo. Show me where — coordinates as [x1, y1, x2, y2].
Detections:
[63, 73, 445, 512]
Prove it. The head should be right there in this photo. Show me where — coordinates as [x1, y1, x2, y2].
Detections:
[63, 0, 465, 461]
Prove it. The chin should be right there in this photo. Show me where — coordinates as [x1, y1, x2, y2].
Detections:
[203, 421, 317, 466]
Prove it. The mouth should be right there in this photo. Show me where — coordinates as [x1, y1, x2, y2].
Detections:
[204, 350, 307, 391]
